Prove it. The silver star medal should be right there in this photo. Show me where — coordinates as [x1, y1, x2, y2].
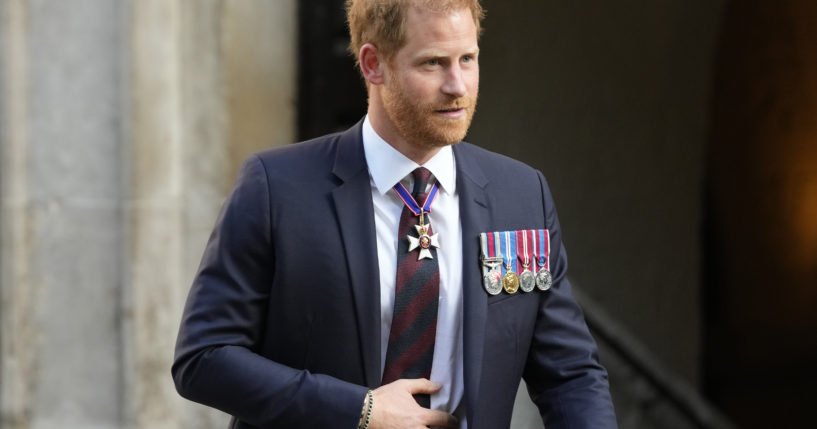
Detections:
[407, 212, 439, 260]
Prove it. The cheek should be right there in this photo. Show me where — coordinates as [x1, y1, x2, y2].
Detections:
[467, 70, 480, 93]
[410, 80, 440, 99]
[403, 72, 446, 97]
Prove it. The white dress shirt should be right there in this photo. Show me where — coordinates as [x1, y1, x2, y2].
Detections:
[362, 116, 465, 422]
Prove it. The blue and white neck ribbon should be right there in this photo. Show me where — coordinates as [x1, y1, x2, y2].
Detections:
[393, 181, 440, 217]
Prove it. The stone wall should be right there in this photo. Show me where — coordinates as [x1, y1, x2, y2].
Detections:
[1, 1, 126, 427]
[0, 1, 296, 427]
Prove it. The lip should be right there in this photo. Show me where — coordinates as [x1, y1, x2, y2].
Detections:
[436, 107, 466, 119]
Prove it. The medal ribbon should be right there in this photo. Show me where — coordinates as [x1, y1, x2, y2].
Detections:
[480, 232, 498, 276]
[502, 231, 517, 275]
[393, 181, 440, 217]
[535, 229, 550, 270]
[493, 232, 502, 275]
[517, 230, 531, 270]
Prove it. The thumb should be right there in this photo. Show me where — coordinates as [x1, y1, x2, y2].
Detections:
[404, 378, 443, 395]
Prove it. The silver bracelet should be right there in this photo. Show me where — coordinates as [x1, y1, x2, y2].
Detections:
[359, 390, 373, 429]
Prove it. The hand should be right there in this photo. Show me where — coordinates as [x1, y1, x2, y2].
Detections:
[367, 379, 458, 429]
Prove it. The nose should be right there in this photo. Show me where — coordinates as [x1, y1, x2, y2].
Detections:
[441, 66, 467, 98]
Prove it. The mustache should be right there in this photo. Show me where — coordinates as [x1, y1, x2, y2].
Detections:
[434, 98, 472, 111]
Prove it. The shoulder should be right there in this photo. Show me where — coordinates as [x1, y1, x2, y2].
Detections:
[455, 141, 545, 189]
[238, 119, 366, 184]
[248, 132, 343, 179]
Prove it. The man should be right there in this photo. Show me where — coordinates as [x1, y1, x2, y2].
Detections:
[172, 1, 617, 428]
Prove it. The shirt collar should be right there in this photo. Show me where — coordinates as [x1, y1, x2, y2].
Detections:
[362, 115, 457, 196]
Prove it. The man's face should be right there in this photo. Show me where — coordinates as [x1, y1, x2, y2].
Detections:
[380, 6, 480, 150]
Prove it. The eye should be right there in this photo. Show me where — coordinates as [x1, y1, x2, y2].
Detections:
[426, 59, 439, 66]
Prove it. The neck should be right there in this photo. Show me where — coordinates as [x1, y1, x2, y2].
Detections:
[367, 103, 441, 165]
[391, 141, 442, 166]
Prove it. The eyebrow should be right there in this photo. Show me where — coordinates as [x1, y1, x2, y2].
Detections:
[416, 47, 480, 59]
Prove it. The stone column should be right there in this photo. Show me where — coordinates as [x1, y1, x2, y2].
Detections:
[1, 1, 126, 427]
[125, 0, 296, 427]
[124, 0, 189, 426]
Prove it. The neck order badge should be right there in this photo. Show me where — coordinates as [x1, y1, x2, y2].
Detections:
[393, 179, 440, 260]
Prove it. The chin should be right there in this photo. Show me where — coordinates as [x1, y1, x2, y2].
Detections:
[431, 122, 470, 146]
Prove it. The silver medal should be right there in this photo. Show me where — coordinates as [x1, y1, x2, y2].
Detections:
[519, 269, 536, 292]
[535, 267, 552, 291]
[483, 269, 502, 295]
[518, 230, 536, 293]
[481, 256, 503, 295]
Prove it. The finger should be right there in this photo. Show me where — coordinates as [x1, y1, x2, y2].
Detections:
[423, 410, 459, 428]
[403, 378, 443, 394]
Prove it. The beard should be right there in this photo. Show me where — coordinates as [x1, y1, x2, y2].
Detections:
[381, 77, 478, 149]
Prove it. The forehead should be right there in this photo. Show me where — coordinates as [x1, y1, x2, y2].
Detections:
[398, 6, 478, 56]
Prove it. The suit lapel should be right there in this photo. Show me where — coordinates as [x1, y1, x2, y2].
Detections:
[331, 122, 382, 388]
[453, 143, 491, 424]
[329, 134, 492, 399]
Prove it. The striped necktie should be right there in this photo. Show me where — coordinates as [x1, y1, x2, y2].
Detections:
[381, 167, 440, 408]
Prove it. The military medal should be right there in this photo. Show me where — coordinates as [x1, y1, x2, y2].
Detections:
[393, 179, 440, 260]
[482, 257, 503, 296]
[481, 229, 548, 295]
[483, 269, 502, 296]
[518, 230, 536, 292]
[502, 269, 520, 294]
[519, 270, 535, 292]
[533, 228, 553, 291]
[480, 233, 503, 295]
[535, 267, 552, 291]
[501, 231, 519, 294]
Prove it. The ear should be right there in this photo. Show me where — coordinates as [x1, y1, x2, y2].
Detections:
[359, 43, 386, 85]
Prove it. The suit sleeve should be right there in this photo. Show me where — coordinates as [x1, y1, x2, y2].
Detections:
[523, 172, 618, 429]
[171, 155, 368, 428]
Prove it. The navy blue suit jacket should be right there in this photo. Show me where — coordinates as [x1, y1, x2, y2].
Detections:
[172, 121, 617, 428]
